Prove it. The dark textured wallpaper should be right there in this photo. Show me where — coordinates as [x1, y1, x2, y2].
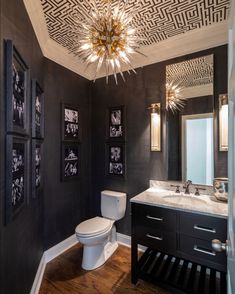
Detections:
[0, 1, 44, 293]
[0, 1, 91, 294]
[43, 60, 92, 250]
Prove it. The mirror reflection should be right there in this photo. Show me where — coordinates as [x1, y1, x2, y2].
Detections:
[182, 113, 214, 185]
[166, 54, 214, 185]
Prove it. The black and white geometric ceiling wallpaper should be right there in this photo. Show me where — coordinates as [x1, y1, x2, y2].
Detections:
[40, 0, 230, 54]
[166, 55, 213, 88]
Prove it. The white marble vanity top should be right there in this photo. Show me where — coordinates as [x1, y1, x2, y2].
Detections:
[130, 181, 228, 219]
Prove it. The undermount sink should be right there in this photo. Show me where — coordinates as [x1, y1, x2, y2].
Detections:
[163, 194, 207, 206]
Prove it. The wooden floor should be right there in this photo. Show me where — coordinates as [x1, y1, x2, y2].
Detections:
[39, 243, 170, 294]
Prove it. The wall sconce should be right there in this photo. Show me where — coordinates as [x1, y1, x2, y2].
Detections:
[148, 103, 161, 151]
[219, 94, 228, 151]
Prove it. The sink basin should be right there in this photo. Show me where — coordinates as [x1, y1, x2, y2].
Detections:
[163, 195, 206, 206]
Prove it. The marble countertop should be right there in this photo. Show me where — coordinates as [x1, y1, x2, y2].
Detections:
[130, 186, 228, 219]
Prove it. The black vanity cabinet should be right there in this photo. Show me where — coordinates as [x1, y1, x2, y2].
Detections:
[131, 203, 227, 293]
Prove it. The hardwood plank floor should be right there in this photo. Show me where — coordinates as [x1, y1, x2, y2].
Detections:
[39, 244, 170, 294]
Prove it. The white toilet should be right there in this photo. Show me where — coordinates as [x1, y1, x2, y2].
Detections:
[75, 190, 126, 270]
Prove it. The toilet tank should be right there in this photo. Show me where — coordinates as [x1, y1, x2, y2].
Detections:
[101, 190, 126, 220]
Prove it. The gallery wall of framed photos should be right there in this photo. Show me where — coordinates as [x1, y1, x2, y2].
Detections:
[61, 104, 80, 181]
[4, 40, 45, 224]
[5, 40, 30, 224]
[106, 106, 126, 178]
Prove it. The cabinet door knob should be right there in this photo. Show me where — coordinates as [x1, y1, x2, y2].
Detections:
[212, 239, 228, 253]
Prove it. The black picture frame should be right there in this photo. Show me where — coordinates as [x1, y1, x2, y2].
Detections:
[5, 40, 30, 136]
[5, 135, 30, 224]
[32, 80, 44, 139]
[62, 104, 80, 141]
[107, 106, 125, 141]
[61, 142, 80, 181]
[106, 142, 125, 177]
[32, 139, 43, 198]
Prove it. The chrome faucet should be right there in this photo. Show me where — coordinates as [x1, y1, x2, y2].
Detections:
[183, 180, 192, 194]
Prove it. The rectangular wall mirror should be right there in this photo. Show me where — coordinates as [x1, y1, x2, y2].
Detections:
[166, 54, 214, 185]
[181, 113, 214, 185]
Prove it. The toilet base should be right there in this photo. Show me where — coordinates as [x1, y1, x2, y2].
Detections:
[82, 241, 118, 270]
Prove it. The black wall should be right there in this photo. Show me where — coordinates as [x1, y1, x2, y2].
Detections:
[0, 1, 44, 294]
[91, 45, 228, 236]
[43, 60, 91, 249]
[0, 1, 91, 294]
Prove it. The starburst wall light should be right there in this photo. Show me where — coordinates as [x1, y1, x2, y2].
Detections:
[71, 0, 145, 84]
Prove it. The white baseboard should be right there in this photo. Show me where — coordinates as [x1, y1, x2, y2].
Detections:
[117, 232, 146, 252]
[117, 232, 131, 247]
[30, 234, 78, 294]
[30, 232, 144, 294]
[30, 254, 46, 294]
[44, 234, 78, 263]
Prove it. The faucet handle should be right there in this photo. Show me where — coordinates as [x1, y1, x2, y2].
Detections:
[183, 180, 192, 188]
[170, 184, 180, 193]
[194, 187, 206, 196]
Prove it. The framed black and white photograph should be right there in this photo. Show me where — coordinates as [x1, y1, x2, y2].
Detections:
[62, 104, 80, 141]
[32, 140, 43, 198]
[32, 80, 44, 139]
[61, 142, 80, 181]
[108, 106, 125, 140]
[106, 143, 125, 177]
[5, 40, 30, 136]
[5, 135, 29, 224]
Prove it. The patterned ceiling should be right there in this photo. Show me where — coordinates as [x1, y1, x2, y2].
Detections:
[40, 0, 230, 55]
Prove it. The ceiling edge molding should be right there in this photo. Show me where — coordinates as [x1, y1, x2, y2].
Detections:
[23, 0, 92, 80]
[141, 21, 229, 64]
[23, 0, 48, 56]
[43, 38, 93, 80]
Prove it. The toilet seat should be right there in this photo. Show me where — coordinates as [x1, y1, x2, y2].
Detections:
[75, 217, 112, 237]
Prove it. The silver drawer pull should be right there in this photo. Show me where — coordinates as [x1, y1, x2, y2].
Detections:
[146, 233, 163, 241]
[193, 225, 216, 233]
[146, 215, 163, 222]
[193, 245, 216, 256]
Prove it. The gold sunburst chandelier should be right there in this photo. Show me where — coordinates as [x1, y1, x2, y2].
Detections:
[72, 0, 144, 83]
[166, 82, 186, 114]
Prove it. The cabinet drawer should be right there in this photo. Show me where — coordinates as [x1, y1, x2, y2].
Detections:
[179, 212, 227, 241]
[132, 203, 177, 232]
[179, 235, 226, 266]
[136, 228, 177, 253]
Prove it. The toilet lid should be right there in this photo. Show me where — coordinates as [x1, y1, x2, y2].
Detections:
[75, 217, 112, 236]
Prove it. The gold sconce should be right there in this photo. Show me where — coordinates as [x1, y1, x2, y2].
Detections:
[219, 94, 228, 151]
[148, 103, 161, 151]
